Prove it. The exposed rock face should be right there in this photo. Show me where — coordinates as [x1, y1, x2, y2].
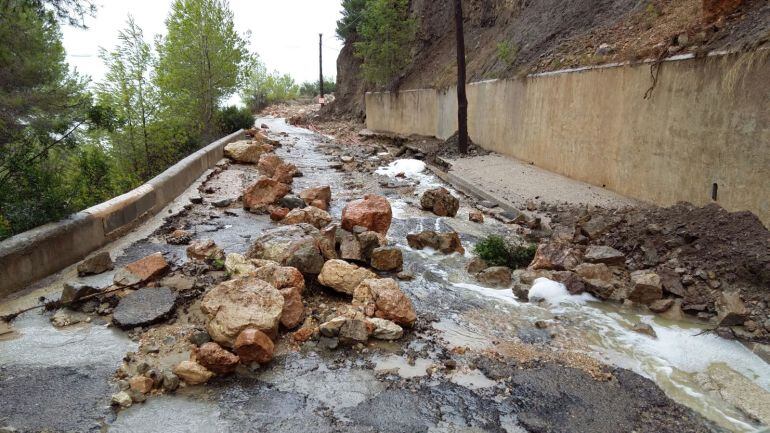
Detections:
[300, 186, 332, 210]
[281, 206, 332, 229]
[112, 287, 177, 329]
[318, 259, 377, 295]
[702, 0, 743, 23]
[529, 243, 582, 271]
[60, 282, 99, 304]
[77, 251, 113, 276]
[173, 361, 213, 385]
[406, 231, 464, 254]
[715, 291, 749, 326]
[186, 239, 225, 262]
[114, 253, 169, 286]
[224, 140, 273, 163]
[628, 270, 663, 305]
[196, 342, 240, 374]
[234, 328, 275, 364]
[353, 278, 417, 327]
[341, 194, 392, 235]
[243, 176, 290, 211]
[476, 266, 512, 287]
[584, 245, 626, 266]
[200, 277, 284, 347]
[370, 246, 403, 271]
[367, 318, 404, 340]
[420, 187, 459, 217]
[247, 224, 326, 274]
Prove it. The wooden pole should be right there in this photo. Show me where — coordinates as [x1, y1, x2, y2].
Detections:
[319, 33, 325, 105]
[454, 0, 469, 154]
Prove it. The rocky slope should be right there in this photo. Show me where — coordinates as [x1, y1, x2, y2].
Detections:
[330, 0, 770, 116]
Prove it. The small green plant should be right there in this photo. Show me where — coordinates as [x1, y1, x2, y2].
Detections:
[474, 235, 536, 269]
[496, 41, 519, 67]
[211, 257, 226, 271]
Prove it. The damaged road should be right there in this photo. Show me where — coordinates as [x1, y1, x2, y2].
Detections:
[0, 117, 767, 433]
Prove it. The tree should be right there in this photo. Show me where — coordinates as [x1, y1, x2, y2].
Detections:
[299, 78, 336, 97]
[97, 17, 156, 181]
[240, 61, 300, 111]
[336, 0, 366, 40]
[155, 0, 250, 142]
[354, 0, 416, 86]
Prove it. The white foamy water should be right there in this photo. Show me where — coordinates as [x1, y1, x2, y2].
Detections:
[376, 159, 427, 177]
[528, 277, 596, 306]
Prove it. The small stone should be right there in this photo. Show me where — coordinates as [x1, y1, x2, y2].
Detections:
[469, 211, 484, 223]
[339, 319, 369, 345]
[128, 376, 154, 394]
[406, 231, 464, 255]
[279, 195, 306, 210]
[111, 391, 133, 408]
[466, 257, 489, 274]
[60, 282, 99, 304]
[596, 43, 614, 55]
[172, 361, 214, 385]
[270, 207, 289, 221]
[396, 271, 414, 281]
[211, 198, 233, 208]
[161, 370, 179, 391]
[233, 328, 275, 364]
[420, 187, 459, 217]
[367, 318, 404, 340]
[186, 239, 225, 262]
[77, 251, 114, 276]
[281, 206, 332, 229]
[299, 186, 332, 210]
[628, 270, 663, 305]
[370, 247, 403, 271]
[632, 323, 657, 338]
[318, 260, 377, 295]
[352, 278, 417, 327]
[189, 330, 211, 347]
[50, 308, 88, 327]
[476, 266, 512, 287]
[319, 316, 347, 337]
[319, 336, 339, 350]
[196, 342, 240, 374]
[649, 298, 675, 313]
[715, 291, 749, 327]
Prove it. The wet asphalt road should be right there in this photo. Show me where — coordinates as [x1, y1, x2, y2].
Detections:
[0, 118, 727, 433]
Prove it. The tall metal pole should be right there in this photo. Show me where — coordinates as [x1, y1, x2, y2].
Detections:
[319, 33, 325, 105]
[454, 0, 468, 154]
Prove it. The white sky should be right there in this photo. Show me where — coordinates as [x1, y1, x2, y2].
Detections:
[62, 0, 344, 87]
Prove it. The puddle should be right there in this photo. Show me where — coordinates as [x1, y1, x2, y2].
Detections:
[450, 368, 498, 389]
[374, 354, 433, 378]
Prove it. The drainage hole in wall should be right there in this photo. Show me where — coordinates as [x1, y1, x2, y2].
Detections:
[711, 183, 718, 201]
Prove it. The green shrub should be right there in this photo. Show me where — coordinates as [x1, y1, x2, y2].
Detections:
[497, 41, 519, 67]
[216, 105, 254, 134]
[473, 235, 536, 269]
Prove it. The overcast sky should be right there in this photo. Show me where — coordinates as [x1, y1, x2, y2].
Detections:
[62, 0, 344, 87]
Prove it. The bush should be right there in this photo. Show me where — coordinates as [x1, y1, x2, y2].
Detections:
[496, 41, 519, 67]
[216, 105, 254, 134]
[473, 235, 536, 269]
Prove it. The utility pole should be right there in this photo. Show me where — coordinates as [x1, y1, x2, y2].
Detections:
[454, 0, 469, 154]
[319, 33, 325, 105]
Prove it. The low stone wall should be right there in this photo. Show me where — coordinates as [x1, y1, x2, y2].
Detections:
[365, 51, 770, 227]
[0, 130, 245, 298]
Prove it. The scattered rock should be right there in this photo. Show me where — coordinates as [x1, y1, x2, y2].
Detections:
[211, 198, 233, 208]
[467, 257, 489, 274]
[129, 376, 154, 394]
[112, 287, 177, 329]
[279, 195, 305, 210]
[196, 342, 240, 374]
[339, 319, 369, 345]
[189, 330, 212, 347]
[596, 43, 614, 56]
[370, 246, 403, 271]
[162, 370, 180, 391]
[113, 253, 170, 287]
[715, 291, 749, 326]
[243, 176, 290, 211]
[60, 282, 99, 304]
[353, 278, 417, 327]
[659, 269, 686, 297]
[224, 140, 273, 163]
[200, 277, 284, 346]
[632, 323, 657, 338]
[172, 361, 214, 385]
[281, 206, 332, 229]
[318, 259, 377, 295]
[186, 239, 225, 262]
[167, 229, 192, 245]
[76, 251, 114, 276]
[357, 231, 387, 262]
[270, 207, 289, 221]
[420, 187, 460, 217]
[367, 318, 403, 340]
[257, 153, 284, 177]
[50, 308, 89, 327]
[469, 211, 484, 223]
[397, 271, 415, 281]
[234, 328, 275, 364]
[580, 216, 619, 240]
[111, 391, 133, 408]
[341, 194, 392, 235]
[319, 316, 347, 337]
[649, 298, 675, 313]
[628, 270, 663, 305]
[272, 162, 298, 184]
[247, 224, 326, 274]
[406, 231, 464, 254]
[299, 186, 332, 210]
[476, 266, 512, 287]
[584, 245, 625, 266]
[278, 285, 305, 329]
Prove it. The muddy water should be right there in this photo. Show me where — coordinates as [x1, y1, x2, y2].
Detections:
[0, 117, 767, 432]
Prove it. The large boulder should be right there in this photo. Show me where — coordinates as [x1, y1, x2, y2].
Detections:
[114, 253, 169, 286]
[420, 187, 459, 217]
[77, 251, 113, 276]
[257, 153, 284, 176]
[243, 176, 290, 211]
[300, 186, 332, 210]
[341, 194, 392, 235]
[272, 163, 298, 184]
[318, 259, 377, 295]
[628, 270, 663, 305]
[247, 224, 326, 274]
[406, 231, 464, 255]
[281, 206, 332, 229]
[528, 242, 582, 271]
[200, 277, 284, 347]
[224, 140, 273, 163]
[234, 328, 275, 364]
[195, 342, 240, 374]
[353, 278, 417, 327]
[112, 287, 177, 329]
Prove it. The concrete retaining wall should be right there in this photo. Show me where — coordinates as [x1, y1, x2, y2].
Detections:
[0, 130, 245, 298]
[365, 52, 770, 227]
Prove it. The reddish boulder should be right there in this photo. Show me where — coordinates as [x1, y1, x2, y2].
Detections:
[353, 278, 416, 327]
[186, 239, 224, 262]
[529, 242, 582, 271]
[234, 328, 275, 364]
[420, 187, 459, 217]
[278, 286, 305, 329]
[299, 186, 332, 211]
[341, 194, 392, 235]
[702, 0, 742, 23]
[243, 176, 290, 211]
[270, 207, 289, 221]
[114, 253, 169, 287]
[272, 163, 298, 184]
[257, 153, 283, 176]
[196, 342, 240, 374]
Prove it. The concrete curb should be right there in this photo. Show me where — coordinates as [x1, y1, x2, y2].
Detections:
[424, 163, 520, 216]
[0, 129, 245, 298]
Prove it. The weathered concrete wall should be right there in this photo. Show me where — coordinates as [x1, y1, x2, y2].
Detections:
[0, 130, 245, 298]
[365, 52, 770, 226]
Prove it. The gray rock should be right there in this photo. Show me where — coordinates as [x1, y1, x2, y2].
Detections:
[584, 245, 625, 266]
[715, 291, 749, 327]
[111, 391, 132, 408]
[279, 195, 306, 210]
[632, 323, 657, 338]
[247, 224, 325, 274]
[319, 336, 339, 350]
[76, 252, 114, 276]
[112, 287, 177, 329]
[628, 271, 663, 305]
[211, 198, 233, 208]
[189, 330, 212, 346]
[60, 282, 99, 304]
[161, 370, 180, 391]
[339, 319, 369, 345]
